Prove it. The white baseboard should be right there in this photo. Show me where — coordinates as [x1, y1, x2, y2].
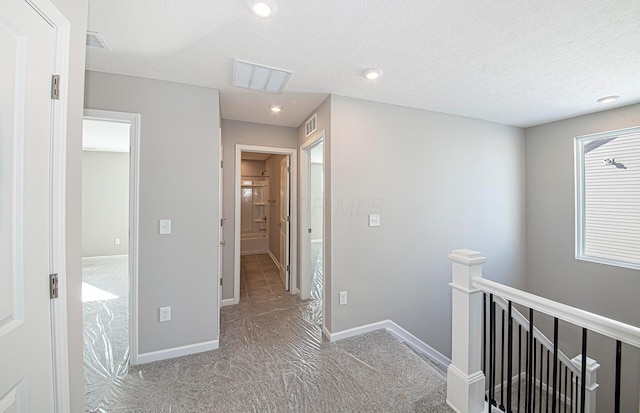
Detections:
[268, 250, 282, 270]
[324, 319, 451, 371]
[241, 249, 268, 256]
[82, 254, 128, 260]
[385, 320, 451, 368]
[322, 325, 332, 341]
[222, 297, 239, 307]
[136, 339, 219, 364]
[325, 320, 391, 342]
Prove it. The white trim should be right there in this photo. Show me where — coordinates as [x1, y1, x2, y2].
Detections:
[323, 319, 451, 371]
[26, 0, 71, 410]
[385, 320, 451, 369]
[574, 126, 640, 271]
[322, 325, 332, 341]
[81, 254, 128, 260]
[234, 144, 298, 304]
[300, 131, 326, 329]
[222, 298, 239, 307]
[474, 277, 640, 348]
[83, 109, 141, 365]
[325, 320, 390, 342]
[268, 250, 283, 271]
[136, 340, 219, 364]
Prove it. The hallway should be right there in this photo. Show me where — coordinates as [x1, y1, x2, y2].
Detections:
[86, 284, 450, 412]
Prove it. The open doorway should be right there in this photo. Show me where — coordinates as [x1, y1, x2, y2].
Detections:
[234, 145, 297, 302]
[81, 109, 140, 411]
[239, 151, 291, 298]
[301, 132, 325, 325]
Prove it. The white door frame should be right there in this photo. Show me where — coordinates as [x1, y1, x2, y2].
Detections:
[233, 144, 298, 304]
[83, 109, 141, 365]
[26, 0, 71, 410]
[300, 130, 325, 303]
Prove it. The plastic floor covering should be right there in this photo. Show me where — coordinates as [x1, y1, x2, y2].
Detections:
[83, 252, 451, 412]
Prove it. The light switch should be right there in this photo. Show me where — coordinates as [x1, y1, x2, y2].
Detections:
[159, 219, 172, 235]
[368, 214, 381, 227]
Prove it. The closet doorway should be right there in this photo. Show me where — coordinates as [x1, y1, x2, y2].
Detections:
[234, 145, 298, 301]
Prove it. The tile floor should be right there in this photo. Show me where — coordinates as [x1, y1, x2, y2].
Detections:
[240, 253, 286, 298]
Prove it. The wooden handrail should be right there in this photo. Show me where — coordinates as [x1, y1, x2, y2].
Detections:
[474, 277, 640, 348]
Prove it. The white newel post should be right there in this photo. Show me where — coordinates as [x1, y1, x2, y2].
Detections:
[447, 249, 486, 413]
[571, 355, 599, 413]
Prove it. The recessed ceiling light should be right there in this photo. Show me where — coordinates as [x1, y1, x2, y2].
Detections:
[270, 105, 282, 113]
[596, 95, 620, 104]
[363, 68, 383, 80]
[250, 1, 277, 18]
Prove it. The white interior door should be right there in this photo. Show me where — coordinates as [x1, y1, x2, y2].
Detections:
[0, 0, 57, 410]
[218, 130, 223, 310]
[279, 157, 290, 290]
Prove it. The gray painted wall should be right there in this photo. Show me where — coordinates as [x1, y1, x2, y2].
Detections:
[525, 103, 640, 412]
[266, 154, 285, 265]
[221, 120, 298, 299]
[82, 151, 129, 257]
[329, 95, 526, 357]
[298, 97, 332, 329]
[84, 71, 220, 354]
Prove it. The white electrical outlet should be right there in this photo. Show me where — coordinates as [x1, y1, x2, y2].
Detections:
[114, 238, 121, 245]
[159, 306, 171, 322]
[339, 291, 348, 306]
[368, 214, 381, 227]
[159, 219, 172, 235]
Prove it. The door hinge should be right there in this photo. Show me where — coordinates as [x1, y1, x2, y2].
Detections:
[287, 166, 290, 173]
[286, 216, 290, 222]
[220, 218, 224, 227]
[308, 228, 312, 233]
[50, 273, 59, 299]
[220, 278, 223, 286]
[51, 75, 60, 100]
[220, 160, 223, 168]
[286, 265, 290, 272]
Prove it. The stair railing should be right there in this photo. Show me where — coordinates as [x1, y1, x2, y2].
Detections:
[446, 249, 640, 413]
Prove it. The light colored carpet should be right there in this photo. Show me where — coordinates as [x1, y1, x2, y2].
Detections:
[83, 254, 452, 412]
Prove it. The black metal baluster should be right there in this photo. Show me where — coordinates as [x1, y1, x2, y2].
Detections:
[527, 309, 534, 413]
[501, 309, 505, 410]
[533, 338, 537, 412]
[580, 329, 587, 413]
[518, 324, 523, 412]
[539, 342, 543, 412]
[570, 371, 574, 413]
[564, 366, 568, 413]
[558, 364, 562, 413]
[507, 302, 513, 413]
[615, 340, 622, 413]
[490, 294, 496, 406]
[546, 349, 550, 413]
[552, 318, 559, 413]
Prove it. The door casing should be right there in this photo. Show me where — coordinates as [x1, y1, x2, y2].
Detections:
[82, 109, 141, 365]
[231, 144, 298, 305]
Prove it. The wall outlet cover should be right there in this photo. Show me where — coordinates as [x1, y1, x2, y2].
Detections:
[159, 219, 172, 235]
[159, 306, 171, 322]
[368, 214, 381, 227]
[339, 291, 348, 306]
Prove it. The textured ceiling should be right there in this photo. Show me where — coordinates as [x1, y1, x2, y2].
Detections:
[86, 0, 640, 128]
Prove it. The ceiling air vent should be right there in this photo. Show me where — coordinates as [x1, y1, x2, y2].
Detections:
[86, 31, 111, 50]
[232, 59, 292, 94]
[305, 113, 317, 137]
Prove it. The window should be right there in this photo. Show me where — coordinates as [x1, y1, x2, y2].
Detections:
[575, 127, 640, 270]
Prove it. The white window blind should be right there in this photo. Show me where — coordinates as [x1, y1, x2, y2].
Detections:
[576, 127, 640, 269]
